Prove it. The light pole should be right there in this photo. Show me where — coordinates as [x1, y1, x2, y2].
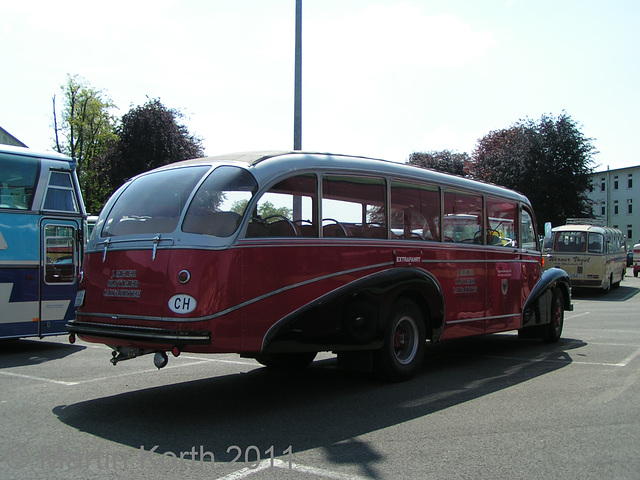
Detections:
[293, 0, 302, 151]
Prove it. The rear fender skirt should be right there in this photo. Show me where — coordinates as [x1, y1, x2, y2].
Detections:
[261, 267, 444, 354]
[522, 267, 572, 327]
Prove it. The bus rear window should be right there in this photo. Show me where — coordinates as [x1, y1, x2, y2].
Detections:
[102, 166, 209, 237]
[183, 166, 258, 237]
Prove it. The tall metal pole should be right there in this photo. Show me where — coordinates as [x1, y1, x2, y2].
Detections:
[293, 0, 302, 151]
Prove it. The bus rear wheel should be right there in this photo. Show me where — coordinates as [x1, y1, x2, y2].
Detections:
[374, 299, 426, 382]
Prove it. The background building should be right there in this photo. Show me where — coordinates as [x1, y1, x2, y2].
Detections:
[587, 166, 640, 245]
[0, 126, 27, 147]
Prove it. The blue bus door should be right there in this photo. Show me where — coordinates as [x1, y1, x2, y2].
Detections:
[40, 219, 81, 336]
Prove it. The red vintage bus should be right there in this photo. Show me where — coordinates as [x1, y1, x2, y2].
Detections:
[68, 151, 571, 381]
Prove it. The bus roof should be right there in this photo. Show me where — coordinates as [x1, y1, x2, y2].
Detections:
[149, 151, 532, 205]
[552, 224, 624, 235]
[0, 144, 76, 166]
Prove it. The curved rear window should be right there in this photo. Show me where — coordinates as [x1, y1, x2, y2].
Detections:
[102, 166, 209, 237]
[183, 166, 258, 237]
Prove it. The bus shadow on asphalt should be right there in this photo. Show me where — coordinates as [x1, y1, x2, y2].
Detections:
[0, 338, 84, 369]
[52, 334, 584, 471]
[571, 285, 640, 301]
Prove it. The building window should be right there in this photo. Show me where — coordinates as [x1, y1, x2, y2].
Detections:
[614, 201, 619, 215]
[628, 174, 633, 189]
[601, 178, 606, 191]
[628, 199, 633, 214]
[614, 176, 619, 189]
[628, 225, 633, 240]
[602, 206, 606, 216]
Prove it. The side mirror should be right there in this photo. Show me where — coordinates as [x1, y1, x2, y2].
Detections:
[544, 222, 552, 239]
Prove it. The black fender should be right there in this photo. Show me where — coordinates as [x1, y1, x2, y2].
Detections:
[522, 267, 572, 328]
[261, 267, 445, 354]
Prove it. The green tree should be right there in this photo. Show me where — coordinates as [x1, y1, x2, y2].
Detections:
[108, 98, 204, 190]
[231, 199, 292, 219]
[467, 113, 596, 229]
[53, 74, 118, 213]
[407, 150, 469, 176]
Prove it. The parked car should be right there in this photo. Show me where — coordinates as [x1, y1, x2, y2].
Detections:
[633, 244, 640, 277]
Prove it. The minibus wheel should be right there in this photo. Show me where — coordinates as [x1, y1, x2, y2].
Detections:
[374, 299, 426, 382]
[543, 289, 564, 343]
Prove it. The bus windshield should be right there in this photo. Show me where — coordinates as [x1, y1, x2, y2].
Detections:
[554, 231, 604, 254]
[0, 154, 39, 210]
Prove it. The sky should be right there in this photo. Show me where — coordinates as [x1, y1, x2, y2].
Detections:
[1, 0, 639, 172]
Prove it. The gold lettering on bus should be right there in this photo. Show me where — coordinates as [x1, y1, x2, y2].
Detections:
[394, 251, 423, 266]
[104, 289, 142, 298]
[453, 269, 478, 295]
[104, 269, 141, 298]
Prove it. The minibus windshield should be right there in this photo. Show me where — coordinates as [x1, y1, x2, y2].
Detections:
[102, 166, 210, 237]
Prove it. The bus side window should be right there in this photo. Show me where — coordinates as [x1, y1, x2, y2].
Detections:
[390, 181, 440, 241]
[588, 234, 604, 253]
[248, 174, 318, 238]
[44, 171, 80, 213]
[486, 198, 517, 247]
[443, 190, 482, 243]
[182, 166, 255, 238]
[321, 175, 386, 238]
[520, 208, 538, 250]
[44, 225, 76, 284]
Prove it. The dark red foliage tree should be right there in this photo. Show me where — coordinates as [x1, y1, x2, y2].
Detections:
[407, 150, 469, 177]
[108, 98, 204, 190]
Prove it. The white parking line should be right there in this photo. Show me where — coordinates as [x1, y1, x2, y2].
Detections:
[566, 311, 590, 319]
[215, 458, 370, 480]
[180, 355, 257, 366]
[615, 347, 640, 367]
[0, 370, 79, 386]
[0, 357, 258, 387]
[479, 342, 640, 368]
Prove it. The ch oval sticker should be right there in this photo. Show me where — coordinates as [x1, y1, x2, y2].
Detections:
[168, 294, 197, 314]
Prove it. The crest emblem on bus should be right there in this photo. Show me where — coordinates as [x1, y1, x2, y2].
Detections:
[501, 279, 508, 295]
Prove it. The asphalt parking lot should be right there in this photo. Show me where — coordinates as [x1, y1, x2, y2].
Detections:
[2, 270, 640, 480]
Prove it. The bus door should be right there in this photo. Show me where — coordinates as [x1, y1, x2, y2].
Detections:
[40, 219, 81, 336]
[485, 200, 522, 333]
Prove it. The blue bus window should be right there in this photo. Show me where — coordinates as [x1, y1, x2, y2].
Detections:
[44, 172, 78, 212]
[0, 154, 38, 209]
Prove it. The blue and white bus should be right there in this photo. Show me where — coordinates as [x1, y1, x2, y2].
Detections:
[0, 145, 86, 339]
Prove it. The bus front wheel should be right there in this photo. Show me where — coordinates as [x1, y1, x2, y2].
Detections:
[543, 289, 564, 343]
[374, 299, 426, 382]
